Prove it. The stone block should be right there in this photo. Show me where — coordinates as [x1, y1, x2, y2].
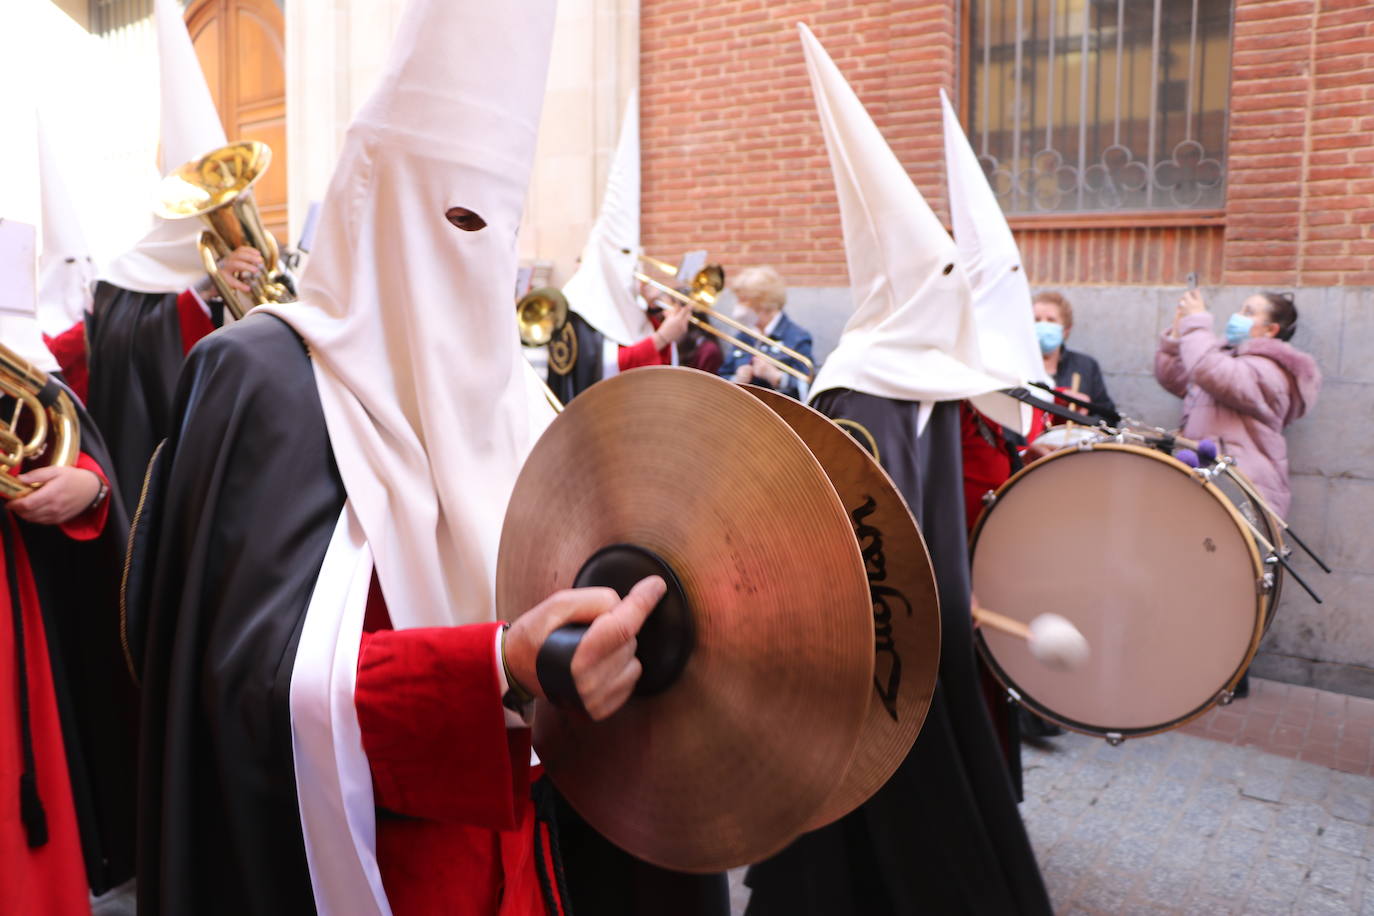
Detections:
[1288, 381, 1374, 480]
[1291, 286, 1347, 385]
[1325, 478, 1374, 572]
[1298, 888, 1359, 916]
[1060, 285, 1163, 377]
[1309, 847, 1363, 896]
[1327, 773, 1374, 825]
[1241, 757, 1292, 803]
[1318, 818, 1369, 857]
[1262, 574, 1374, 677]
[1338, 286, 1374, 384]
[781, 287, 849, 366]
[1231, 798, 1278, 832]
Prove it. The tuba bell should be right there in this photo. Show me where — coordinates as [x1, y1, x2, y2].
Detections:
[516, 286, 570, 348]
[155, 141, 295, 319]
[0, 342, 80, 500]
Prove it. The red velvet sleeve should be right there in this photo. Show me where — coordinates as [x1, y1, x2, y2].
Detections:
[354, 622, 532, 830]
[57, 452, 110, 542]
[45, 322, 89, 403]
[176, 289, 216, 356]
[617, 335, 670, 371]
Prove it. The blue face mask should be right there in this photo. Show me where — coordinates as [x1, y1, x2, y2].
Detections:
[1034, 321, 1064, 356]
[1225, 313, 1253, 348]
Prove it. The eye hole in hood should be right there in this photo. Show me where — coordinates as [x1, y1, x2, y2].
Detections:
[446, 207, 486, 232]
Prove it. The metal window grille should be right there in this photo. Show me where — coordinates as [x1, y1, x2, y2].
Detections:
[968, 0, 1232, 214]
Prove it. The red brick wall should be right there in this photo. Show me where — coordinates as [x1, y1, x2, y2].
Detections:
[1225, 0, 1374, 286]
[640, 0, 958, 286]
[640, 0, 1374, 288]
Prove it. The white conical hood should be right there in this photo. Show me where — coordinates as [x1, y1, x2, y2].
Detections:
[36, 116, 96, 335]
[100, 0, 227, 294]
[262, 0, 558, 632]
[0, 220, 60, 372]
[799, 24, 1004, 429]
[561, 89, 648, 345]
[940, 89, 1048, 433]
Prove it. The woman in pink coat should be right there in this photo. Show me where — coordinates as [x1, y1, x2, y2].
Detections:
[1155, 290, 1321, 518]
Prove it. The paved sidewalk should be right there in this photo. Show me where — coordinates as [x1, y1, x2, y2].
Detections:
[1024, 728, 1374, 915]
[729, 678, 1374, 914]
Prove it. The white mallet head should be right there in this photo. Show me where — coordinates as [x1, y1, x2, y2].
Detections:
[1028, 614, 1089, 671]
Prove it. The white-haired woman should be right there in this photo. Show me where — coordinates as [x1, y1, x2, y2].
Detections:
[718, 266, 813, 399]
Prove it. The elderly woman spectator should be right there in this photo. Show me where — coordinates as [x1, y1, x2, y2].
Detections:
[1155, 290, 1320, 517]
[1033, 290, 1115, 417]
[719, 266, 813, 400]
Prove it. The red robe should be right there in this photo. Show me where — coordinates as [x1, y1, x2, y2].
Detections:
[1, 454, 110, 916]
[175, 289, 217, 356]
[44, 324, 90, 404]
[959, 402, 1013, 536]
[355, 579, 564, 915]
[617, 328, 672, 372]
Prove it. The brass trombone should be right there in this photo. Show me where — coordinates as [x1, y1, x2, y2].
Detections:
[0, 342, 80, 500]
[634, 256, 814, 384]
[156, 140, 295, 319]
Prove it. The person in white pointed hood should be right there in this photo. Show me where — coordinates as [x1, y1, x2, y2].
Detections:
[744, 26, 1052, 916]
[547, 89, 691, 404]
[939, 89, 1054, 534]
[127, 1, 664, 914]
[85, 0, 264, 509]
[34, 116, 100, 402]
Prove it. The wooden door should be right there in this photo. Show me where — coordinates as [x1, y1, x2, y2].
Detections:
[186, 0, 288, 243]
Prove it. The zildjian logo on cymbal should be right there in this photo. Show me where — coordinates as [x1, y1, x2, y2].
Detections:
[851, 496, 913, 723]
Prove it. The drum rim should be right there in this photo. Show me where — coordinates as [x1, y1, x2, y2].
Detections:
[1217, 464, 1287, 631]
[970, 441, 1269, 740]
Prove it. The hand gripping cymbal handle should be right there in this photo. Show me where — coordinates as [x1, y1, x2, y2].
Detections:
[535, 544, 695, 714]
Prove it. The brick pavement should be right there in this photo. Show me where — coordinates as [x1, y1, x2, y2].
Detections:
[729, 678, 1374, 914]
[1179, 678, 1374, 778]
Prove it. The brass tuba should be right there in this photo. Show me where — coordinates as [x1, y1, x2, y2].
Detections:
[0, 342, 80, 500]
[516, 286, 570, 347]
[155, 141, 295, 319]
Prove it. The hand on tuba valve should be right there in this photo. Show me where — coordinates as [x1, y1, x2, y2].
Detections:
[156, 141, 297, 319]
[0, 342, 80, 502]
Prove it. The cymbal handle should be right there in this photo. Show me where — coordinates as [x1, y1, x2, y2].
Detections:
[536, 625, 590, 714]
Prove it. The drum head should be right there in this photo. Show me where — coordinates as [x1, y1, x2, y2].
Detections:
[971, 444, 1265, 737]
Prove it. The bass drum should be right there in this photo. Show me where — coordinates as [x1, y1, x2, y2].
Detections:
[971, 443, 1269, 741]
[1209, 465, 1285, 633]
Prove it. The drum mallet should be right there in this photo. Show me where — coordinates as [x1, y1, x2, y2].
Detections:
[973, 607, 1090, 671]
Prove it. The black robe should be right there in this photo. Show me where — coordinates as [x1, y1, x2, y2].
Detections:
[85, 281, 192, 510]
[13, 384, 139, 894]
[545, 311, 608, 404]
[745, 395, 1051, 916]
[129, 314, 342, 914]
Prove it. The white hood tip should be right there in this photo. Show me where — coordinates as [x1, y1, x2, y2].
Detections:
[0, 220, 61, 373]
[797, 23, 1005, 431]
[35, 116, 96, 335]
[561, 88, 648, 346]
[100, 0, 229, 295]
[939, 88, 1047, 434]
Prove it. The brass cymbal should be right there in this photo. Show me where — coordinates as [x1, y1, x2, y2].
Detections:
[497, 367, 874, 873]
[746, 387, 940, 829]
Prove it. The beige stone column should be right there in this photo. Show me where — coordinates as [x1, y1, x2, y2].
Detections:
[520, 0, 640, 284]
[285, 0, 408, 242]
[287, 0, 638, 280]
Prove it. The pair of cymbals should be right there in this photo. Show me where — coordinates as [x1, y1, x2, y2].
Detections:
[496, 367, 939, 872]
